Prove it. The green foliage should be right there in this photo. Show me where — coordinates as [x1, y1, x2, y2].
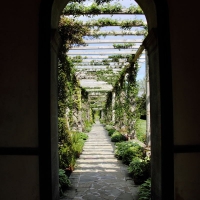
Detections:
[63, 2, 143, 15]
[95, 69, 119, 86]
[59, 142, 75, 169]
[58, 17, 91, 50]
[137, 94, 146, 117]
[122, 145, 145, 165]
[105, 124, 114, 130]
[113, 43, 135, 50]
[58, 129, 89, 169]
[84, 123, 92, 132]
[128, 157, 151, 185]
[128, 5, 143, 14]
[111, 131, 127, 142]
[58, 117, 69, 142]
[58, 56, 78, 119]
[136, 119, 146, 143]
[59, 169, 71, 197]
[114, 141, 145, 162]
[107, 128, 116, 136]
[57, 1, 147, 175]
[71, 131, 88, 158]
[78, 132, 89, 140]
[138, 178, 151, 200]
[71, 55, 83, 63]
[108, 54, 131, 62]
[85, 18, 145, 29]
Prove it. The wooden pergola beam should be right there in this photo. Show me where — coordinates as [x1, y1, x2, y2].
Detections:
[67, 50, 137, 55]
[69, 45, 140, 50]
[64, 9, 144, 15]
[82, 39, 143, 44]
[133, 45, 145, 62]
[86, 31, 146, 36]
[76, 66, 126, 70]
[75, 62, 129, 65]
[69, 54, 144, 59]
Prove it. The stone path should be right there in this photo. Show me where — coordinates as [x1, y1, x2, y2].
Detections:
[61, 121, 139, 200]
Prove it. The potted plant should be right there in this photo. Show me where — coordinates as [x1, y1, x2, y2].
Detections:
[59, 169, 72, 197]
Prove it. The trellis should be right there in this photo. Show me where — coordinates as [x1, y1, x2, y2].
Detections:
[61, 0, 146, 128]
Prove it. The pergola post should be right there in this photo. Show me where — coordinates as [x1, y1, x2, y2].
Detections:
[112, 91, 115, 123]
[145, 49, 151, 147]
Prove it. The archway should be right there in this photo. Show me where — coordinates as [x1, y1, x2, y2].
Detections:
[38, 0, 173, 199]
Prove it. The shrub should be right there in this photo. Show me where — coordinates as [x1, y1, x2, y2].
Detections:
[108, 128, 116, 136]
[71, 131, 88, 158]
[105, 125, 114, 131]
[122, 145, 145, 165]
[128, 157, 151, 185]
[59, 131, 88, 169]
[138, 178, 151, 200]
[59, 169, 71, 197]
[78, 132, 89, 140]
[59, 143, 75, 169]
[83, 121, 93, 132]
[114, 141, 145, 163]
[111, 131, 127, 142]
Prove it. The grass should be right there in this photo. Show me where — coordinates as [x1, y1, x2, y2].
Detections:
[136, 119, 146, 143]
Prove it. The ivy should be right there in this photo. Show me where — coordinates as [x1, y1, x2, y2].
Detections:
[113, 43, 135, 50]
[70, 55, 83, 63]
[108, 54, 132, 62]
[89, 30, 146, 38]
[128, 5, 143, 14]
[68, 0, 113, 5]
[63, 2, 143, 16]
[85, 18, 145, 29]
[95, 69, 120, 86]
[59, 17, 93, 50]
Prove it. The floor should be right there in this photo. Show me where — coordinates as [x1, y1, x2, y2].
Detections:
[61, 121, 139, 200]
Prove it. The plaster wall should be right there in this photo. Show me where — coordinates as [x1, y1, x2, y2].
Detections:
[0, 0, 41, 147]
[0, 156, 39, 199]
[167, 0, 200, 145]
[167, 0, 200, 199]
[174, 153, 200, 199]
[0, 1, 41, 199]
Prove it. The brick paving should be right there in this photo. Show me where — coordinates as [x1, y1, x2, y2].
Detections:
[61, 121, 139, 200]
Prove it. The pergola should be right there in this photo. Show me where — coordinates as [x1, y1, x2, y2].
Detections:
[64, 2, 147, 110]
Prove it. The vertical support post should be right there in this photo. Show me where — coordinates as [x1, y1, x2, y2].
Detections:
[78, 88, 82, 132]
[112, 91, 115, 123]
[101, 109, 104, 120]
[145, 49, 151, 147]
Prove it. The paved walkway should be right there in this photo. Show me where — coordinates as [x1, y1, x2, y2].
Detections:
[61, 121, 139, 200]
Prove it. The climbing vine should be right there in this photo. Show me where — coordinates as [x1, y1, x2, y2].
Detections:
[90, 30, 146, 37]
[63, 2, 143, 16]
[84, 18, 145, 29]
[113, 43, 135, 50]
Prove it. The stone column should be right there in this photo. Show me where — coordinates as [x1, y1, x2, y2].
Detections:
[112, 91, 115, 123]
[145, 49, 151, 147]
[101, 109, 104, 120]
